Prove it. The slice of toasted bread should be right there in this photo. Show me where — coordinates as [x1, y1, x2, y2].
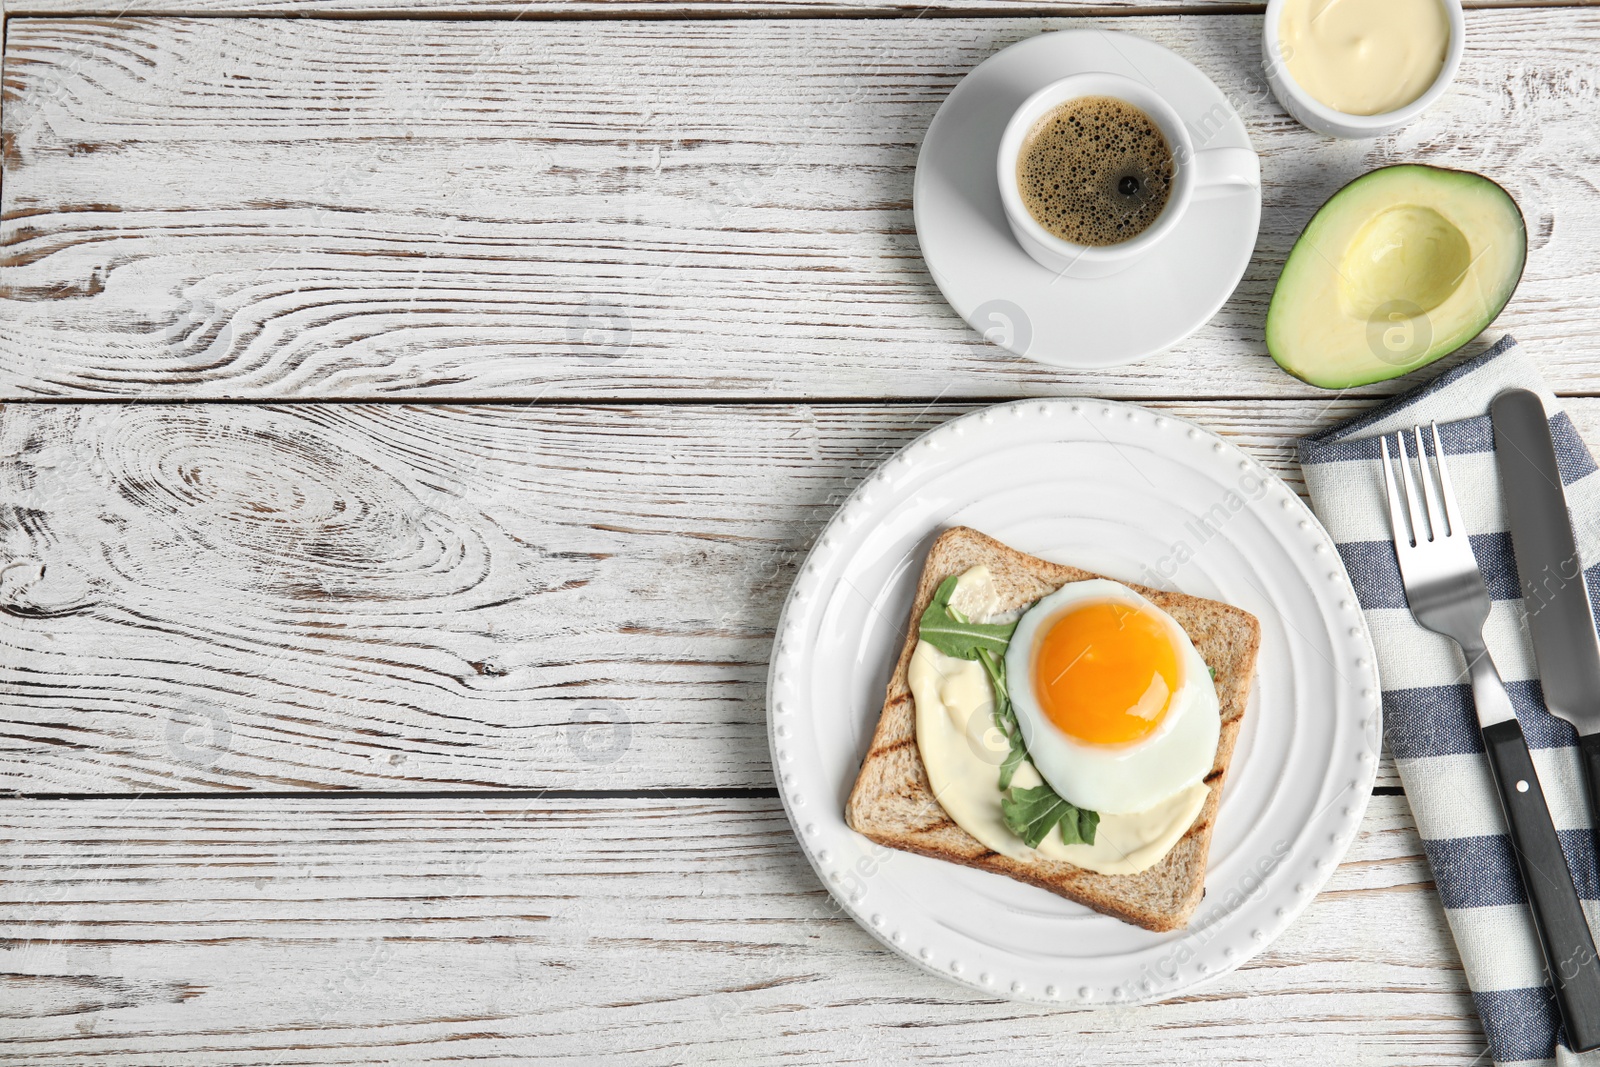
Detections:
[844, 526, 1261, 932]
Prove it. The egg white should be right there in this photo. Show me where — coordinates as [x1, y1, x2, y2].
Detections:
[1004, 578, 1220, 815]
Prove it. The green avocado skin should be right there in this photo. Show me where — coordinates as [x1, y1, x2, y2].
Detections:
[1265, 164, 1528, 390]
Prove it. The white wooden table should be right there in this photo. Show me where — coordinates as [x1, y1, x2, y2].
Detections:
[3, 0, 1598, 1059]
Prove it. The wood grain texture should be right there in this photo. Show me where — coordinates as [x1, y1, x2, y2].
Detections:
[0, 394, 1515, 794]
[0, 0, 1256, 16]
[0, 793, 1483, 1064]
[3, 0, 1596, 19]
[3, 13, 1599, 400]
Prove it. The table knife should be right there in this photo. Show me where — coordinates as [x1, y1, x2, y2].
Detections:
[1492, 387, 1600, 1053]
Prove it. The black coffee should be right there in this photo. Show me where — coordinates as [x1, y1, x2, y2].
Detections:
[1016, 96, 1175, 247]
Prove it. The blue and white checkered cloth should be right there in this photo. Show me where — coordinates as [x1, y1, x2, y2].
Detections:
[1299, 336, 1600, 1067]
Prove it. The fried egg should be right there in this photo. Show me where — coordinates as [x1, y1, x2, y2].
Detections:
[1004, 578, 1220, 815]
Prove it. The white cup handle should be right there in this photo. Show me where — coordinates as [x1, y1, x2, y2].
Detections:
[1189, 147, 1260, 201]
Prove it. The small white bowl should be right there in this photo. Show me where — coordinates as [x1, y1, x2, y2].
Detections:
[1262, 0, 1464, 139]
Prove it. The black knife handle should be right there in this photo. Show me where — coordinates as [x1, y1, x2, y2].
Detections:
[1583, 733, 1600, 854]
[1483, 718, 1600, 1052]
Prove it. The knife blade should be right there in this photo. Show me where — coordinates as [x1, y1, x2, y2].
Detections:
[1492, 387, 1600, 836]
[1493, 389, 1600, 735]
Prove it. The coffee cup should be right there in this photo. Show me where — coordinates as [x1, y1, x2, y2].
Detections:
[996, 72, 1260, 279]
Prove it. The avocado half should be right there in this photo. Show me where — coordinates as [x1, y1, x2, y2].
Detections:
[1266, 165, 1527, 388]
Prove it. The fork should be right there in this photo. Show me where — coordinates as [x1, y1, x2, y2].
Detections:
[1382, 424, 1600, 1045]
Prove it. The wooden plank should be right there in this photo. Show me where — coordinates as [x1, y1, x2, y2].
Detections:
[3, 12, 1597, 400]
[0, 395, 1507, 794]
[5, 0, 1225, 16]
[0, 793, 1483, 1064]
[3, 0, 1594, 20]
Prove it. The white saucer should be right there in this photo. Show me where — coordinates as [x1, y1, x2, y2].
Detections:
[914, 31, 1262, 369]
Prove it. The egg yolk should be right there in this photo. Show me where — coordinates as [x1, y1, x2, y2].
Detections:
[1032, 600, 1180, 746]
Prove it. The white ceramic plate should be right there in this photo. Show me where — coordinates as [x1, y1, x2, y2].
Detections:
[767, 400, 1381, 1005]
[914, 30, 1262, 369]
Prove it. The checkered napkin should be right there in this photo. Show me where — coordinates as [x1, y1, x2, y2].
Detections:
[1298, 336, 1600, 1067]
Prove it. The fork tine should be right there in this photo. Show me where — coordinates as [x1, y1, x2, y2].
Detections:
[1395, 431, 1430, 546]
[1379, 434, 1413, 548]
[1414, 425, 1444, 542]
[1430, 421, 1459, 538]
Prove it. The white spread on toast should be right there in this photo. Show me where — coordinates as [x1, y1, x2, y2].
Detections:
[909, 566, 1209, 876]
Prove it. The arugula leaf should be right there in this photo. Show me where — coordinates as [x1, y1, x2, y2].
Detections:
[917, 576, 1017, 660]
[915, 572, 1100, 849]
[1001, 785, 1100, 848]
[977, 647, 1027, 791]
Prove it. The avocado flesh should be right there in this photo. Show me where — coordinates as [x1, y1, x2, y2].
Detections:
[1266, 165, 1527, 389]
